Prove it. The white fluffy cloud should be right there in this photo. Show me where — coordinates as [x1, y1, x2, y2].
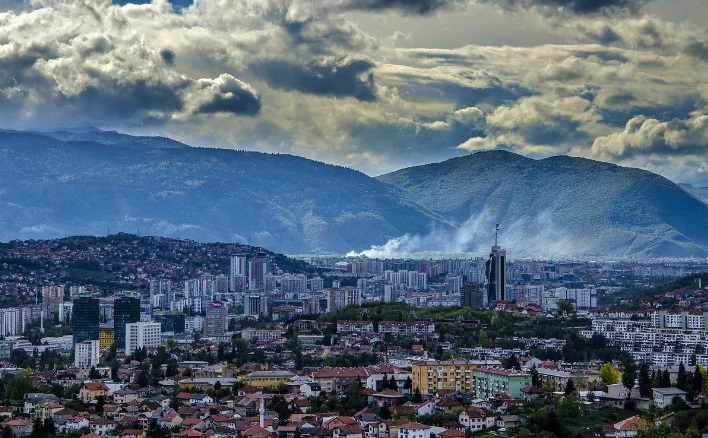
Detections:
[0, 0, 705, 182]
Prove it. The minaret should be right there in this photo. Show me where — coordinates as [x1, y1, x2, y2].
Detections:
[259, 395, 265, 428]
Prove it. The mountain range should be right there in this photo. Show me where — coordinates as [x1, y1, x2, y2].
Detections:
[0, 129, 706, 257]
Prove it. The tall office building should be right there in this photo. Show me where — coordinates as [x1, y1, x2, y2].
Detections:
[461, 283, 485, 308]
[204, 301, 228, 337]
[244, 295, 268, 317]
[161, 313, 186, 333]
[114, 297, 140, 351]
[149, 280, 171, 307]
[486, 225, 507, 303]
[72, 297, 99, 344]
[248, 253, 270, 290]
[230, 255, 248, 292]
[41, 286, 64, 318]
[327, 288, 362, 312]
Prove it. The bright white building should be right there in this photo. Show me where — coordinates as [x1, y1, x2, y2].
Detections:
[125, 322, 162, 355]
[74, 340, 100, 369]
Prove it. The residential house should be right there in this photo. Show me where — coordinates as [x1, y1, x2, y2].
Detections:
[88, 417, 116, 435]
[397, 422, 430, 438]
[6, 419, 33, 436]
[23, 393, 60, 415]
[35, 402, 63, 420]
[613, 416, 648, 438]
[79, 382, 109, 403]
[113, 388, 139, 404]
[458, 408, 495, 433]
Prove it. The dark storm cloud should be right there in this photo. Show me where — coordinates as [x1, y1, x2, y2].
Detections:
[338, 0, 646, 15]
[253, 56, 377, 102]
[195, 75, 261, 116]
[160, 49, 176, 65]
[507, 0, 646, 14]
[339, 0, 452, 14]
[684, 41, 708, 61]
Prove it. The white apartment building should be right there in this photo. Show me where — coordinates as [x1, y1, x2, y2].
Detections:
[337, 320, 375, 334]
[74, 340, 100, 369]
[0, 308, 21, 337]
[125, 322, 161, 355]
[241, 329, 285, 342]
[378, 321, 436, 337]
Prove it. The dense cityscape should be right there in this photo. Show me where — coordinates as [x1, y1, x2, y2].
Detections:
[0, 234, 706, 438]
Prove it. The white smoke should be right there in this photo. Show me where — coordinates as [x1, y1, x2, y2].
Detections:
[348, 207, 585, 259]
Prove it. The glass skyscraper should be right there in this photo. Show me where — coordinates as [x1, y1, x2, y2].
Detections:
[72, 297, 99, 343]
[114, 297, 140, 350]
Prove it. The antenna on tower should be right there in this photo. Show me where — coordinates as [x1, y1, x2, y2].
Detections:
[494, 224, 500, 246]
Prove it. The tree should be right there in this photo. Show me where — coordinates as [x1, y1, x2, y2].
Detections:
[677, 363, 687, 391]
[600, 363, 620, 385]
[3, 371, 34, 400]
[404, 376, 412, 392]
[345, 379, 365, 413]
[558, 393, 581, 418]
[381, 374, 389, 390]
[556, 300, 574, 316]
[622, 357, 637, 401]
[29, 419, 44, 438]
[2, 426, 16, 438]
[661, 369, 671, 388]
[42, 418, 55, 436]
[531, 365, 540, 388]
[505, 354, 520, 370]
[564, 379, 576, 396]
[412, 387, 422, 402]
[96, 396, 105, 414]
[379, 403, 391, 420]
[388, 375, 397, 391]
[639, 362, 652, 398]
[694, 365, 704, 401]
[136, 370, 149, 388]
[89, 366, 100, 379]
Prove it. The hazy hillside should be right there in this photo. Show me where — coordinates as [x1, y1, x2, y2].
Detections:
[680, 184, 708, 204]
[0, 130, 448, 254]
[378, 151, 708, 258]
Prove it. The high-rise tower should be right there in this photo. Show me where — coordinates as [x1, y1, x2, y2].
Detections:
[114, 297, 141, 350]
[486, 224, 507, 303]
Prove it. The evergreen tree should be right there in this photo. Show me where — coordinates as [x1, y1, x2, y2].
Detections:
[96, 396, 105, 414]
[388, 375, 397, 392]
[2, 426, 15, 438]
[43, 418, 55, 436]
[380, 374, 389, 390]
[531, 365, 540, 388]
[638, 362, 652, 398]
[621, 357, 637, 400]
[379, 403, 391, 420]
[413, 387, 422, 402]
[564, 379, 576, 396]
[661, 369, 671, 387]
[345, 379, 365, 413]
[28, 418, 44, 438]
[404, 376, 412, 392]
[136, 370, 149, 388]
[694, 366, 704, 400]
[677, 363, 688, 391]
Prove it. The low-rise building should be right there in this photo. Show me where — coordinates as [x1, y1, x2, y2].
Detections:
[652, 387, 687, 409]
[472, 368, 531, 400]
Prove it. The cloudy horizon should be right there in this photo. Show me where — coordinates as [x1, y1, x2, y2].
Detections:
[0, 0, 706, 184]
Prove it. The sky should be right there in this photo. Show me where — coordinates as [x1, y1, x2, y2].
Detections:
[0, 0, 706, 184]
